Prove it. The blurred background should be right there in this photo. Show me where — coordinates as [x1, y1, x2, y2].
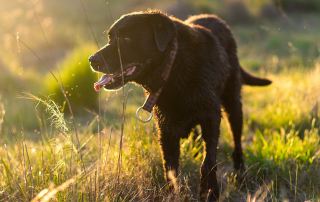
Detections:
[1, 1, 320, 200]
[0, 0, 319, 133]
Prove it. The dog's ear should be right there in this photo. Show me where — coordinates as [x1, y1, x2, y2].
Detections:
[149, 14, 176, 52]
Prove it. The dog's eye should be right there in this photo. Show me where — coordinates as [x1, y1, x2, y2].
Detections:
[124, 37, 131, 43]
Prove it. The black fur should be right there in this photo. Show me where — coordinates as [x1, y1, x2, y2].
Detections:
[89, 10, 271, 201]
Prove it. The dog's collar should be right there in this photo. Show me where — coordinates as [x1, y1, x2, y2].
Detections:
[137, 38, 178, 120]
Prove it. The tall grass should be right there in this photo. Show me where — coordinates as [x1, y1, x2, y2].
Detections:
[1, 63, 319, 201]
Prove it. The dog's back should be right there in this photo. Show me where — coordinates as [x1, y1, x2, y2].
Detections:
[185, 15, 235, 55]
[185, 14, 272, 87]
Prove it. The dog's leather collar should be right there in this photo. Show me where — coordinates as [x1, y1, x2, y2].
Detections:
[142, 38, 178, 113]
[143, 78, 165, 94]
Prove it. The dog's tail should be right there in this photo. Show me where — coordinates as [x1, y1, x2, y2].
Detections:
[241, 68, 272, 86]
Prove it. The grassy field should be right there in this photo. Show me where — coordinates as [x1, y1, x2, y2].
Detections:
[0, 0, 320, 201]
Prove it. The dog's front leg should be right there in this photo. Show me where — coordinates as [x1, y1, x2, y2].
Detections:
[200, 114, 221, 201]
[159, 129, 180, 188]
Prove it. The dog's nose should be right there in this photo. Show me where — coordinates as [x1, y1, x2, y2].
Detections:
[88, 54, 100, 65]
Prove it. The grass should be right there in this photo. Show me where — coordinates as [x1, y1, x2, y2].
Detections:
[0, 0, 320, 201]
[1, 63, 319, 201]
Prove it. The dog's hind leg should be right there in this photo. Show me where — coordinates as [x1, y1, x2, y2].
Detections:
[222, 84, 245, 172]
[200, 113, 221, 201]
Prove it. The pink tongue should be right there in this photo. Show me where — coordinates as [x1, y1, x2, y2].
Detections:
[126, 66, 136, 76]
[94, 75, 115, 91]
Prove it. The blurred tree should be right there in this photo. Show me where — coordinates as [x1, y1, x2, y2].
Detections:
[274, 0, 320, 12]
[224, 0, 254, 24]
[260, 3, 280, 19]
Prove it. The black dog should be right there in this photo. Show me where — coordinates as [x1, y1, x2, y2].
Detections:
[89, 10, 271, 201]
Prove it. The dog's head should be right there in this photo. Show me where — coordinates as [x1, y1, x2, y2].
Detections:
[89, 11, 176, 91]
